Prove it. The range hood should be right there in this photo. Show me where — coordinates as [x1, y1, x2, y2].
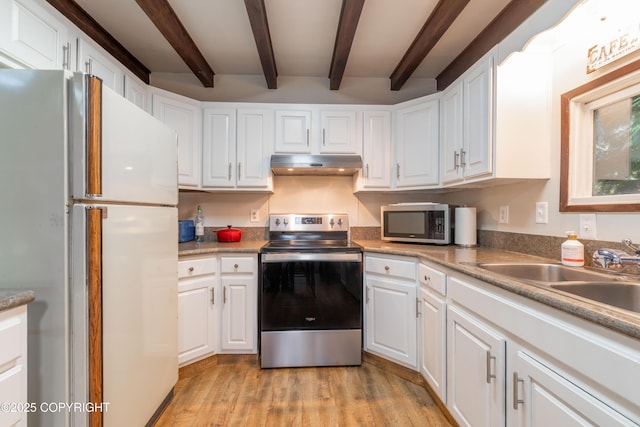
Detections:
[270, 154, 362, 176]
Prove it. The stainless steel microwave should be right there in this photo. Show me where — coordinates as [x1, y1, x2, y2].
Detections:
[381, 203, 455, 245]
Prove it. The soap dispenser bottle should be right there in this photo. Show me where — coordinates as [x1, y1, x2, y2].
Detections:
[561, 231, 584, 267]
[195, 205, 204, 243]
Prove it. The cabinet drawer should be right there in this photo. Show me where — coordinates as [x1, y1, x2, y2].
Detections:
[221, 256, 255, 274]
[178, 256, 217, 278]
[365, 255, 416, 280]
[419, 263, 446, 296]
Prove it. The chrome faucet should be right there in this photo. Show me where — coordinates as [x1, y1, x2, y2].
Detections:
[593, 239, 640, 269]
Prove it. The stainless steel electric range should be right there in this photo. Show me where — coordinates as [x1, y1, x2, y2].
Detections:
[259, 213, 362, 368]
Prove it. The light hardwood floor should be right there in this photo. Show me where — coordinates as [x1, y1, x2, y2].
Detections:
[155, 355, 452, 426]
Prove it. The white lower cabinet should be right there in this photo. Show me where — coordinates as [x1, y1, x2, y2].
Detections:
[364, 254, 417, 368]
[508, 347, 633, 427]
[220, 255, 257, 353]
[178, 255, 217, 365]
[418, 262, 447, 403]
[0, 304, 28, 427]
[447, 303, 506, 427]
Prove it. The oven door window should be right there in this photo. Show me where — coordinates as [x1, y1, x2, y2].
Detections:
[261, 259, 362, 331]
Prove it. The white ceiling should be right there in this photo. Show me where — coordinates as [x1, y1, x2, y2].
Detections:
[73, 0, 511, 81]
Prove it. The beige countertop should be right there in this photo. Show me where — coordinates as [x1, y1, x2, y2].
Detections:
[0, 289, 35, 312]
[355, 240, 640, 340]
[179, 240, 267, 256]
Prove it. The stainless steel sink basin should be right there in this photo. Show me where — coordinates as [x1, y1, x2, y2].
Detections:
[473, 262, 612, 283]
[551, 282, 640, 313]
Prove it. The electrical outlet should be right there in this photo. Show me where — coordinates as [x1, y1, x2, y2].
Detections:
[579, 214, 597, 239]
[499, 206, 509, 224]
[535, 202, 548, 224]
[250, 209, 259, 223]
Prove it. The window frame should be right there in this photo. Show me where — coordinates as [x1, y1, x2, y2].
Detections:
[560, 57, 640, 212]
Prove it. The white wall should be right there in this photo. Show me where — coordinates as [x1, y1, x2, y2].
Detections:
[443, 0, 640, 243]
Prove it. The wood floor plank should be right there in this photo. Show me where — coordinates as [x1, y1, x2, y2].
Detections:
[155, 357, 452, 427]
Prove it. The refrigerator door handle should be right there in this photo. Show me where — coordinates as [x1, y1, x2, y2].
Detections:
[86, 75, 103, 197]
[86, 206, 104, 426]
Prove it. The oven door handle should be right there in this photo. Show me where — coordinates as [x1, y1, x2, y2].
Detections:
[261, 252, 362, 263]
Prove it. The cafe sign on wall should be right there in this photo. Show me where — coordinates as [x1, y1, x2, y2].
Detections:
[587, 23, 640, 73]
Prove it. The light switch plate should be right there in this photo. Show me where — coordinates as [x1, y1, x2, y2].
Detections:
[579, 214, 597, 239]
[499, 206, 509, 224]
[535, 202, 548, 224]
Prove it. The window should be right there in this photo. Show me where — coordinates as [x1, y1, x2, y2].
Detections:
[560, 57, 640, 212]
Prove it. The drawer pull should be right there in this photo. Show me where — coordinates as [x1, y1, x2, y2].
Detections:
[384, 266, 390, 271]
[513, 372, 525, 409]
[486, 351, 497, 383]
[188, 267, 194, 272]
[424, 275, 429, 281]
[234, 263, 239, 269]
[210, 287, 215, 305]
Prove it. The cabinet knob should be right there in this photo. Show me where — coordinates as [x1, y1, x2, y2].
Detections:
[384, 266, 390, 271]
[188, 267, 194, 272]
[424, 275, 429, 281]
[234, 263, 239, 269]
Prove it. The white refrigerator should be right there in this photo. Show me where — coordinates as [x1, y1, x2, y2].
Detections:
[0, 70, 179, 426]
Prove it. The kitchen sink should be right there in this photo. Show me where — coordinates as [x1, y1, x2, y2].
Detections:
[551, 282, 640, 314]
[472, 262, 613, 283]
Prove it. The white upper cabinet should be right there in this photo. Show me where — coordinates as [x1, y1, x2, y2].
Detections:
[356, 110, 392, 190]
[77, 38, 123, 94]
[395, 98, 439, 189]
[202, 107, 273, 191]
[275, 109, 312, 153]
[152, 89, 202, 189]
[202, 108, 236, 188]
[0, 0, 70, 70]
[236, 108, 273, 188]
[275, 107, 359, 154]
[440, 81, 464, 184]
[124, 74, 149, 113]
[319, 110, 358, 153]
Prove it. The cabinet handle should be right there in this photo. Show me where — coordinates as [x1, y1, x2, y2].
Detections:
[238, 162, 241, 180]
[62, 42, 71, 70]
[228, 162, 232, 181]
[513, 372, 525, 409]
[396, 163, 400, 179]
[188, 267, 194, 273]
[366, 286, 370, 304]
[322, 128, 326, 146]
[454, 151, 460, 170]
[210, 287, 215, 305]
[460, 149, 466, 168]
[306, 129, 310, 146]
[416, 297, 420, 318]
[424, 275, 430, 282]
[223, 286, 227, 304]
[365, 164, 369, 179]
[85, 59, 93, 74]
[486, 351, 497, 383]
[234, 263, 239, 269]
[384, 265, 390, 272]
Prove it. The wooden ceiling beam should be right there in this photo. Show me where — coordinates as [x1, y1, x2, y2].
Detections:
[45, 0, 150, 84]
[244, 0, 278, 89]
[390, 0, 470, 91]
[329, 0, 365, 90]
[437, 0, 547, 90]
[134, 0, 214, 87]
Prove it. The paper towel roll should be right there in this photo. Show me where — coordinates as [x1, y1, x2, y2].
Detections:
[455, 207, 477, 247]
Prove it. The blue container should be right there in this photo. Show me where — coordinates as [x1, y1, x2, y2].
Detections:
[178, 220, 195, 242]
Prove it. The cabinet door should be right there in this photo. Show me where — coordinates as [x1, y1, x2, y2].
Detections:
[77, 38, 123, 94]
[365, 275, 417, 368]
[509, 350, 633, 427]
[319, 110, 358, 153]
[395, 100, 439, 188]
[462, 54, 493, 179]
[361, 110, 391, 188]
[419, 287, 447, 403]
[275, 110, 312, 153]
[202, 108, 236, 188]
[447, 304, 505, 427]
[237, 109, 273, 188]
[178, 276, 216, 365]
[0, 0, 69, 70]
[152, 92, 201, 188]
[221, 276, 256, 352]
[124, 74, 148, 112]
[440, 82, 464, 185]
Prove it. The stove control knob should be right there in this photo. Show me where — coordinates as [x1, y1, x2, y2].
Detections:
[329, 218, 335, 227]
[337, 218, 343, 227]
[275, 218, 281, 226]
[283, 218, 289, 226]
